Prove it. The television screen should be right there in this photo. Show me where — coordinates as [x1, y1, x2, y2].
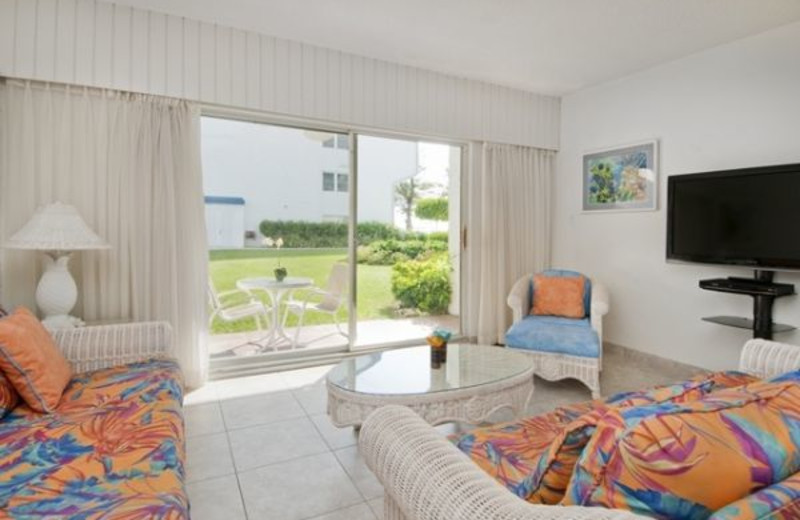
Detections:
[667, 163, 800, 269]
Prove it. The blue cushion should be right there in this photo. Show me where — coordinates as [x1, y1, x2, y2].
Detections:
[505, 315, 600, 358]
[534, 269, 592, 316]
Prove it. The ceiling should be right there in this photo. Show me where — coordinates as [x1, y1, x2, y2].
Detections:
[107, 0, 800, 95]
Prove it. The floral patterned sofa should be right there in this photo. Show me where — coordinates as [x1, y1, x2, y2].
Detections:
[0, 322, 188, 519]
[359, 339, 800, 520]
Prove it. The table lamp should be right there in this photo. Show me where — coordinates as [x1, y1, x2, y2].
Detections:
[4, 202, 110, 329]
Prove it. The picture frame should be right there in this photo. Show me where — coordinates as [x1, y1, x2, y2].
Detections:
[582, 140, 658, 212]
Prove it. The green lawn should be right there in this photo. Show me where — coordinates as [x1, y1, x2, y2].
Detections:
[209, 248, 397, 334]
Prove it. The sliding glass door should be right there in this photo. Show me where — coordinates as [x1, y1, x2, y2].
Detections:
[353, 135, 461, 348]
[201, 116, 352, 368]
[200, 114, 463, 373]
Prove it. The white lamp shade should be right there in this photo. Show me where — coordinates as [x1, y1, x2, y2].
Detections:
[5, 202, 110, 251]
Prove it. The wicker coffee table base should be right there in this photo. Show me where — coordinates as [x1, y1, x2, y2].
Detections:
[327, 366, 535, 428]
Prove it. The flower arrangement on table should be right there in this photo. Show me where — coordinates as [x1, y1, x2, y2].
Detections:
[426, 328, 453, 365]
[262, 236, 287, 281]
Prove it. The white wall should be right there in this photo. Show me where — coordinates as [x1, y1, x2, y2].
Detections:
[553, 21, 800, 371]
[0, 0, 560, 149]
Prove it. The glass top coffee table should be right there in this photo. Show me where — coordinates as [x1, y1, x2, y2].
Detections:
[326, 344, 535, 427]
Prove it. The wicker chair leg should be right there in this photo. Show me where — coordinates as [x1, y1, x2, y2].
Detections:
[384, 494, 408, 520]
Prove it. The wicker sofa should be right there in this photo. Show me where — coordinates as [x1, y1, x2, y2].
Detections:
[359, 338, 800, 520]
[0, 321, 188, 518]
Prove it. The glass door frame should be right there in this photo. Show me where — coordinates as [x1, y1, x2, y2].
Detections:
[202, 104, 468, 362]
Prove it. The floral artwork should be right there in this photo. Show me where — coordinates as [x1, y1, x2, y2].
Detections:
[582, 141, 658, 211]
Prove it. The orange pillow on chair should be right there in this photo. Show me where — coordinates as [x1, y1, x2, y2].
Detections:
[0, 307, 72, 413]
[531, 275, 586, 319]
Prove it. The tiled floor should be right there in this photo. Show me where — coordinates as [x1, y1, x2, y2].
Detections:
[184, 346, 701, 520]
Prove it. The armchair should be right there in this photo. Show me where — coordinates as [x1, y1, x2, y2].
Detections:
[506, 269, 609, 398]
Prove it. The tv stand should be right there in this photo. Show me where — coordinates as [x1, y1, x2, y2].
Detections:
[699, 270, 796, 339]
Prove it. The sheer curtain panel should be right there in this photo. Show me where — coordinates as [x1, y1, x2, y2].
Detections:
[0, 80, 209, 387]
[464, 142, 555, 345]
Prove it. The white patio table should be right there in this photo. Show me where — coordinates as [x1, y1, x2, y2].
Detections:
[236, 276, 313, 347]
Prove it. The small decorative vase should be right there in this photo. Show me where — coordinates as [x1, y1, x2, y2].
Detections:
[430, 344, 447, 365]
[274, 267, 287, 282]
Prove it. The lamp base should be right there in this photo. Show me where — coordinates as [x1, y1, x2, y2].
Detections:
[41, 314, 85, 331]
[36, 253, 81, 330]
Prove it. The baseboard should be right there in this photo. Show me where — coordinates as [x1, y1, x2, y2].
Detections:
[604, 342, 704, 374]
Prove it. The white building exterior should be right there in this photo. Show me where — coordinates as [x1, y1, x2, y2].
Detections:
[202, 117, 419, 247]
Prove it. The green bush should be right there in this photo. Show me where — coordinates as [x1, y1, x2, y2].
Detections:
[427, 231, 449, 242]
[415, 197, 448, 221]
[356, 239, 447, 265]
[259, 220, 406, 248]
[391, 253, 451, 314]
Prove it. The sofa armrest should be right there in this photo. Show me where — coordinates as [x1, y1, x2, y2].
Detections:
[590, 282, 610, 342]
[52, 321, 173, 374]
[507, 274, 532, 324]
[739, 339, 800, 379]
[359, 405, 649, 520]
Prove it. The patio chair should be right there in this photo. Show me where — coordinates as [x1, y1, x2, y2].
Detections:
[283, 263, 348, 346]
[208, 278, 271, 331]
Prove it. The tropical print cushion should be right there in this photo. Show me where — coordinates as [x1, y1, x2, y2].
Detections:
[0, 358, 187, 518]
[0, 370, 19, 418]
[563, 372, 800, 519]
[525, 370, 759, 505]
[455, 370, 758, 505]
[710, 470, 800, 520]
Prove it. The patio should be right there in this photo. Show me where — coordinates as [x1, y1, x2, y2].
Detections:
[209, 314, 460, 360]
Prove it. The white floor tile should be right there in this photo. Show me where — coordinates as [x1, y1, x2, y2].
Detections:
[221, 391, 306, 430]
[184, 402, 225, 438]
[184, 383, 219, 406]
[310, 413, 358, 450]
[292, 383, 328, 415]
[333, 446, 384, 500]
[367, 497, 384, 520]
[281, 364, 335, 389]
[228, 416, 328, 471]
[308, 502, 377, 520]
[238, 452, 363, 520]
[186, 474, 246, 520]
[215, 372, 289, 400]
[186, 432, 235, 483]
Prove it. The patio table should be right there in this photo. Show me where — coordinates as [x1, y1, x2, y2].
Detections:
[236, 277, 313, 348]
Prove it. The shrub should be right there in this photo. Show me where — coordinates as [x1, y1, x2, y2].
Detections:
[415, 197, 448, 221]
[427, 231, 449, 242]
[259, 220, 403, 248]
[357, 239, 447, 265]
[391, 253, 451, 314]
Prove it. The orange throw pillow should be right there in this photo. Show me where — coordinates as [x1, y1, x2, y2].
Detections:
[531, 275, 586, 318]
[0, 307, 72, 413]
[0, 371, 19, 418]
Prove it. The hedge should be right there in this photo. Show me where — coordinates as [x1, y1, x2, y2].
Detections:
[415, 197, 448, 221]
[259, 220, 437, 248]
[356, 239, 448, 265]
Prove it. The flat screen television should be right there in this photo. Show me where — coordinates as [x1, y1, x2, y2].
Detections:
[667, 163, 800, 270]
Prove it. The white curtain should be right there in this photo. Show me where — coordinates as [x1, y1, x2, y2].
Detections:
[464, 142, 555, 345]
[0, 80, 209, 387]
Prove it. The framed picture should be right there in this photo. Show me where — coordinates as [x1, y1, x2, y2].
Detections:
[582, 140, 658, 212]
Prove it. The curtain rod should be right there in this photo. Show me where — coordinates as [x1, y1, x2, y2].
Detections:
[0, 75, 189, 105]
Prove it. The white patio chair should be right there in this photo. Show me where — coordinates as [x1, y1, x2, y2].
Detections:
[208, 278, 271, 331]
[283, 263, 349, 346]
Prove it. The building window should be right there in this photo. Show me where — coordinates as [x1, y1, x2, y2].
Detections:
[337, 173, 349, 192]
[323, 171, 335, 191]
[322, 134, 349, 150]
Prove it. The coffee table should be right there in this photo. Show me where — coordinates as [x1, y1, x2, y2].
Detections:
[326, 343, 535, 427]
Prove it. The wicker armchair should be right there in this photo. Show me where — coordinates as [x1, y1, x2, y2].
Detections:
[359, 338, 800, 520]
[507, 271, 609, 398]
[51, 321, 173, 374]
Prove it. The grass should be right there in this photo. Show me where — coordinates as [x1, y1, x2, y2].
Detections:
[209, 248, 397, 334]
